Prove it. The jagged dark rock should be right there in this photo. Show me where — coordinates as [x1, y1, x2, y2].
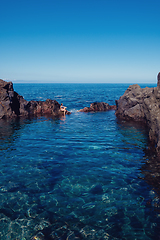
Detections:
[0, 79, 70, 119]
[78, 102, 116, 112]
[115, 73, 160, 153]
[157, 72, 160, 87]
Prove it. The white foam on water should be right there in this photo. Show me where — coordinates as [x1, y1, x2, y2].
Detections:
[70, 109, 80, 113]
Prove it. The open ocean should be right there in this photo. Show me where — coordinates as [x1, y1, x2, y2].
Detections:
[1, 83, 160, 240]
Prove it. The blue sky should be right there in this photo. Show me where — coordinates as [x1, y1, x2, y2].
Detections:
[1, 0, 160, 83]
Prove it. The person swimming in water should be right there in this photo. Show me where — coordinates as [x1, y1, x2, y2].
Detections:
[60, 103, 67, 116]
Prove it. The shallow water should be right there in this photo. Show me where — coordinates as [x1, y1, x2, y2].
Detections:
[0, 83, 160, 239]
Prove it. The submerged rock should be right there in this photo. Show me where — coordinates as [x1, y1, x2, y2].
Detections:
[0, 79, 70, 119]
[115, 73, 160, 153]
[90, 184, 103, 195]
[78, 102, 116, 112]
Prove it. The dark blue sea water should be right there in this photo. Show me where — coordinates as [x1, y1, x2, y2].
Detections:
[1, 83, 160, 239]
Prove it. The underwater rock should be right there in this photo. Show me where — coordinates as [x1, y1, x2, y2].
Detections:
[90, 184, 103, 195]
[82, 202, 96, 209]
[78, 102, 116, 112]
[115, 73, 160, 153]
[31, 232, 45, 240]
[0, 79, 70, 119]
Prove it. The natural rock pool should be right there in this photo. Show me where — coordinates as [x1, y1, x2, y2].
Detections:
[0, 83, 159, 239]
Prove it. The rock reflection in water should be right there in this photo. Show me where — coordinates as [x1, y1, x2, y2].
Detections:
[0, 119, 21, 141]
[139, 152, 160, 239]
[141, 151, 160, 201]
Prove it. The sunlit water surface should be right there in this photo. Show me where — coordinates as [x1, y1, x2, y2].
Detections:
[0, 83, 160, 239]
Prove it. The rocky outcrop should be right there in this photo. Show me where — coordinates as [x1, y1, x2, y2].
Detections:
[115, 73, 160, 152]
[79, 102, 116, 112]
[157, 72, 160, 87]
[0, 79, 70, 119]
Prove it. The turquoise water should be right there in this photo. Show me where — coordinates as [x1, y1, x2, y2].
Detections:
[0, 83, 160, 239]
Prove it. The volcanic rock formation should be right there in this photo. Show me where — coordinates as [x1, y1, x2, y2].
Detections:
[115, 73, 160, 152]
[78, 102, 116, 112]
[0, 79, 70, 119]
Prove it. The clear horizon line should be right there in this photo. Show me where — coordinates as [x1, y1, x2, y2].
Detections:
[12, 81, 156, 85]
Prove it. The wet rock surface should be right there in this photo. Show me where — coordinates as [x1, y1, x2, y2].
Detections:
[0, 79, 70, 119]
[115, 73, 160, 153]
[78, 102, 116, 112]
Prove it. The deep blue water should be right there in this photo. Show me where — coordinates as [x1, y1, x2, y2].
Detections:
[0, 83, 160, 239]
